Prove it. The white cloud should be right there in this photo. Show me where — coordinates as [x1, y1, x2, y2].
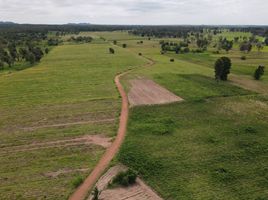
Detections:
[0, 0, 267, 25]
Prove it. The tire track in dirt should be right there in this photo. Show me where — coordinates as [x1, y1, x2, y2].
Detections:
[69, 56, 155, 200]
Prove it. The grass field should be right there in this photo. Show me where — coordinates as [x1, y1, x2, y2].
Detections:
[0, 41, 145, 199]
[1, 30, 267, 200]
[107, 32, 268, 199]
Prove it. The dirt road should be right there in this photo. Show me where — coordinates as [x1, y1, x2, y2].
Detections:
[69, 72, 129, 200]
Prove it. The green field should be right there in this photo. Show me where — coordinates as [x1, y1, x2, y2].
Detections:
[1, 30, 267, 200]
[0, 41, 145, 199]
[109, 32, 268, 199]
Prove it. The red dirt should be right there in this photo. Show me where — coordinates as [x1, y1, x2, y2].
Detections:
[128, 79, 183, 106]
[69, 72, 129, 200]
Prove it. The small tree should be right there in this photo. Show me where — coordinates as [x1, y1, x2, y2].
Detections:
[265, 38, 268, 46]
[26, 52, 36, 64]
[0, 61, 4, 70]
[109, 48, 115, 54]
[254, 65, 265, 80]
[214, 57, 232, 81]
[256, 42, 264, 53]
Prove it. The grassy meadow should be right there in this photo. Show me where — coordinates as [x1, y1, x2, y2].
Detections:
[100, 32, 268, 199]
[1, 30, 267, 200]
[0, 40, 145, 199]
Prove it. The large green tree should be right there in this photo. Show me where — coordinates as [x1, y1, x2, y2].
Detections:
[214, 57, 232, 81]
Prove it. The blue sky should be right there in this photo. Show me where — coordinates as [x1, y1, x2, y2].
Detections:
[0, 0, 267, 25]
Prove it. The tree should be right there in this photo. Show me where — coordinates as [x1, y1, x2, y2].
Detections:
[19, 48, 28, 60]
[256, 42, 264, 53]
[254, 65, 265, 80]
[45, 48, 49, 54]
[0, 61, 4, 70]
[196, 38, 209, 50]
[122, 44, 127, 48]
[221, 39, 233, 53]
[26, 52, 35, 64]
[109, 48, 115, 54]
[265, 38, 268, 46]
[113, 40, 117, 45]
[240, 42, 252, 53]
[214, 57, 232, 81]
[31, 47, 44, 62]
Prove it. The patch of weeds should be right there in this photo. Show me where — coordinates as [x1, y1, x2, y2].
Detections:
[206, 135, 219, 144]
[130, 117, 175, 136]
[92, 187, 100, 200]
[110, 169, 138, 187]
[72, 175, 84, 188]
[244, 126, 258, 134]
[213, 168, 236, 183]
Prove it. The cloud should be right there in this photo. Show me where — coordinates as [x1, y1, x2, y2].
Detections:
[0, 0, 267, 25]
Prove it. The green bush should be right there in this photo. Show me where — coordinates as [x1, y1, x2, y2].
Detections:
[72, 176, 83, 188]
[254, 65, 265, 80]
[241, 56, 246, 60]
[111, 169, 137, 187]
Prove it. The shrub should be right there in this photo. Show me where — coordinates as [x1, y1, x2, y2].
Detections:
[122, 44, 127, 48]
[138, 53, 142, 56]
[113, 40, 117, 45]
[111, 169, 137, 187]
[0, 61, 4, 70]
[254, 65, 265, 80]
[109, 48, 115, 54]
[170, 58, 174, 62]
[72, 176, 83, 188]
[241, 56, 246, 60]
[92, 187, 100, 200]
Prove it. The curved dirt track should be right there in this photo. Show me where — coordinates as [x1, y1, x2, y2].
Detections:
[69, 72, 129, 200]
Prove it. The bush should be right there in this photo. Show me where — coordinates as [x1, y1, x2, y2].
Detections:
[254, 65, 265, 80]
[111, 169, 137, 187]
[0, 61, 4, 70]
[109, 48, 115, 54]
[72, 176, 83, 188]
[241, 56, 246, 60]
[170, 58, 174, 62]
[92, 187, 100, 200]
[122, 44, 127, 48]
[138, 53, 142, 56]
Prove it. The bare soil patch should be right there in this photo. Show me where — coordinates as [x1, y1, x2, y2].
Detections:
[0, 135, 112, 154]
[45, 168, 90, 178]
[88, 165, 162, 200]
[20, 118, 115, 131]
[128, 79, 183, 106]
[230, 75, 268, 94]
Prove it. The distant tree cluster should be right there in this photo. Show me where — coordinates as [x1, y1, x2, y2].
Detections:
[68, 36, 93, 43]
[0, 30, 57, 70]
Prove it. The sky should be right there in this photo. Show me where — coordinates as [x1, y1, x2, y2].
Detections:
[0, 0, 267, 25]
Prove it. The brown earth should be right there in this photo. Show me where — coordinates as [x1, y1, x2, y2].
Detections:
[87, 165, 163, 200]
[128, 79, 183, 106]
[230, 75, 268, 94]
